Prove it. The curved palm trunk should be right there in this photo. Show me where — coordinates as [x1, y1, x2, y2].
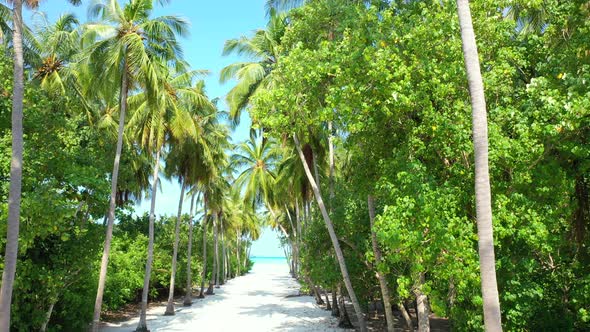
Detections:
[164, 180, 186, 315]
[367, 195, 395, 332]
[136, 148, 161, 331]
[198, 196, 208, 298]
[0, 1, 24, 329]
[293, 134, 367, 332]
[183, 192, 197, 306]
[92, 62, 129, 332]
[456, 1, 502, 331]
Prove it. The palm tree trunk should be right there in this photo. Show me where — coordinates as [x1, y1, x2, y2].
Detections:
[198, 196, 208, 298]
[293, 134, 367, 332]
[312, 149, 321, 188]
[221, 220, 226, 284]
[399, 300, 413, 331]
[136, 148, 161, 331]
[328, 121, 335, 211]
[40, 297, 57, 332]
[337, 283, 354, 329]
[284, 204, 298, 278]
[164, 180, 186, 315]
[236, 232, 241, 276]
[295, 197, 301, 278]
[92, 61, 129, 332]
[184, 192, 197, 307]
[367, 195, 395, 332]
[206, 213, 217, 295]
[456, 1, 502, 330]
[0, 1, 24, 329]
[324, 290, 332, 311]
[331, 286, 339, 317]
[214, 214, 220, 288]
[415, 272, 431, 332]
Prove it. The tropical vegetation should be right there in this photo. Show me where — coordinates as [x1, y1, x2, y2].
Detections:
[0, 0, 589, 331]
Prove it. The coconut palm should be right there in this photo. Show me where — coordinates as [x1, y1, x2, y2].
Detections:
[231, 132, 279, 209]
[163, 98, 230, 303]
[128, 64, 212, 326]
[1, 0, 81, 329]
[456, 0, 503, 331]
[33, 12, 80, 94]
[83, 0, 189, 330]
[220, 9, 287, 127]
[183, 190, 200, 306]
[0, 4, 41, 64]
[0, 0, 81, 329]
[293, 133, 367, 332]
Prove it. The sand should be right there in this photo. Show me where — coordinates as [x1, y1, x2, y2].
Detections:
[100, 261, 344, 332]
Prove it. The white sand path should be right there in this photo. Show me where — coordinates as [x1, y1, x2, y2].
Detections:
[101, 262, 343, 332]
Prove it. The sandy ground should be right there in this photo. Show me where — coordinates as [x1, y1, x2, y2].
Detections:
[101, 262, 343, 332]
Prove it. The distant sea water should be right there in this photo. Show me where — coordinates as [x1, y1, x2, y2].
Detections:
[250, 256, 287, 264]
[250, 256, 289, 274]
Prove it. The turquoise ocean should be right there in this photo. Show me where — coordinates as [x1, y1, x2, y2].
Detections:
[250, 256, 287, 265]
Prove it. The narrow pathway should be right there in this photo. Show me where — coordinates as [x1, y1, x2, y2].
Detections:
[101, 262, 342, 331]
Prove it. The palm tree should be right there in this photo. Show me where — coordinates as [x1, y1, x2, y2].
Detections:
[131, 68, 211, 325]
[220, 9, 287, 127]
[127, 63, 211, 326]
[293, 134, 367, 332]
[203, 175, 230, 294]
[231, 132, 278, 208]
[367, 195, 395, 332]
[33, 12, 80, 94]
[456, 0, 502, 331]
[183, 191, 199, 306]
[84, 1, 188, 330]
[0, 0, 79, 329]
[0, 1, 24, 329]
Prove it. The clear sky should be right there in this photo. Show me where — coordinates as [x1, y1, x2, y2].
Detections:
[28, 0, 285, 258]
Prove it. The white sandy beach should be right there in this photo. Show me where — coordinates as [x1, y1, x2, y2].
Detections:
[100, 261, 344, 332]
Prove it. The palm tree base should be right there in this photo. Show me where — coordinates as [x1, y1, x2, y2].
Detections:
[183, 300, 192, 307]
[135, 326, 150, 332]
[197, 292, 205, 299]
[164, 303, 175, 316]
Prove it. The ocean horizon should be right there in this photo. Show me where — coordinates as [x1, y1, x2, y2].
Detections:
[250, 256, 287, 264]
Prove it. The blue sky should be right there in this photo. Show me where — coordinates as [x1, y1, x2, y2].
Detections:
[27, 0, 284, 257]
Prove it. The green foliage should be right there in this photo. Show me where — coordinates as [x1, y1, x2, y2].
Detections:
[249, 0, 590, 330]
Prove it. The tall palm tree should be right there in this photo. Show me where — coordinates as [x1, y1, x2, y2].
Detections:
[183, 191, 199, 306]
[0, 0, 79, 329]
[130, 67, 211, 326]
[293, 134, 367, 332]
[33, 12, 80, 94]
[456, 0, 502, 331]
[231, 132, 279, 208]
[161, 98, 228, 302]
[84, 1, 188, 330]
[220, 9, 287, 127]
[0, 1, 24, 329]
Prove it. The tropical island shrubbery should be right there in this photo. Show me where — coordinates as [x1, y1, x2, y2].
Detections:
[0, 0, 589, 331]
